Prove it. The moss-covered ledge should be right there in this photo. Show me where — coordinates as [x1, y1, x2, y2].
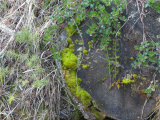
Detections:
[61, 37, 106, 119]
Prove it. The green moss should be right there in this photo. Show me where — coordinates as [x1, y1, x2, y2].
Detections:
[63, 70, 91, 106]
[61, 40, 91, 106]
[83, 50, 88, 54]
[65, 25, 76, 37]
[76, 86, 91, 106]
[90, 108, 106, 120]
[129, 57, 134, 60]
[64, 70, 81, 93]
[82, 64, 89, 69]
[67, 38, 72, 44]
[132, 74, 137, 79]
[69, 44, 75, 49]
[122, 78, 134, 84]
[88, 41, 92, 49]
[61, 48, 77, 70]
[75, 40, 79, 44]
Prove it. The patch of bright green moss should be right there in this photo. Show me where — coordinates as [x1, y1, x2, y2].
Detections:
[82, 64, 89, 69]
[129, 57, 134, 60]
[88, 41, 92, 49]
[63, 70, 91, 106]
[61, 48, 77, 70]
[122, 78, 134, 84]
[67, 38, 72, 44]
[83, 50, 88, 54]
[76, 86, 91, 106]
[132, 74, 137, 79]
[63, 70, 81, 93]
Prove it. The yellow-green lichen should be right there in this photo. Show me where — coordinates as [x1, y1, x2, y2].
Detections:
[82, 64, 89, 69]
[83, 50, 88, 54]
[61, 48, 77, 70]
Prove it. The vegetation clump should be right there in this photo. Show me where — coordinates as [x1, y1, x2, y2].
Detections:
[67, 38, 72, 44]
[83, 50, 88, 54]
[61, 48, 77, 70]
[69, 44, 75, 49]
[63, 69, 91, 106]
[82, 64, 89, 69]
[122, 78, 135, 84]
[61, 37, 91, 106]
[75, 40, 79, 44]
[88, 41, 92, 49]
[122, 74, 135, 84]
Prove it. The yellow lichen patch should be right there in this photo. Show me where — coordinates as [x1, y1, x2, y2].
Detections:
[82, 64, 89, 69]
[83, 50, 88, 54]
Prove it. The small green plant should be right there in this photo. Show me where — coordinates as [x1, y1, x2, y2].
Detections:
[43, 0, 56, 8]
[0, 67, 7, 85]
[142, 82, 158, 94]
[15, 27, 37, 46]
[132, 40, 160, 72]
[85, 0, 127, 82]
[83, 50, 88, 54]
[0, 0, 7, 11]
[145, 0, 160, 13]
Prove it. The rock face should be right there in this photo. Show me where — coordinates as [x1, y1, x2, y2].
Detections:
[62, 1, 160, 120]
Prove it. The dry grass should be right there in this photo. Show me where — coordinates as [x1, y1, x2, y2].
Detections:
[0, 0, 78, 119]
